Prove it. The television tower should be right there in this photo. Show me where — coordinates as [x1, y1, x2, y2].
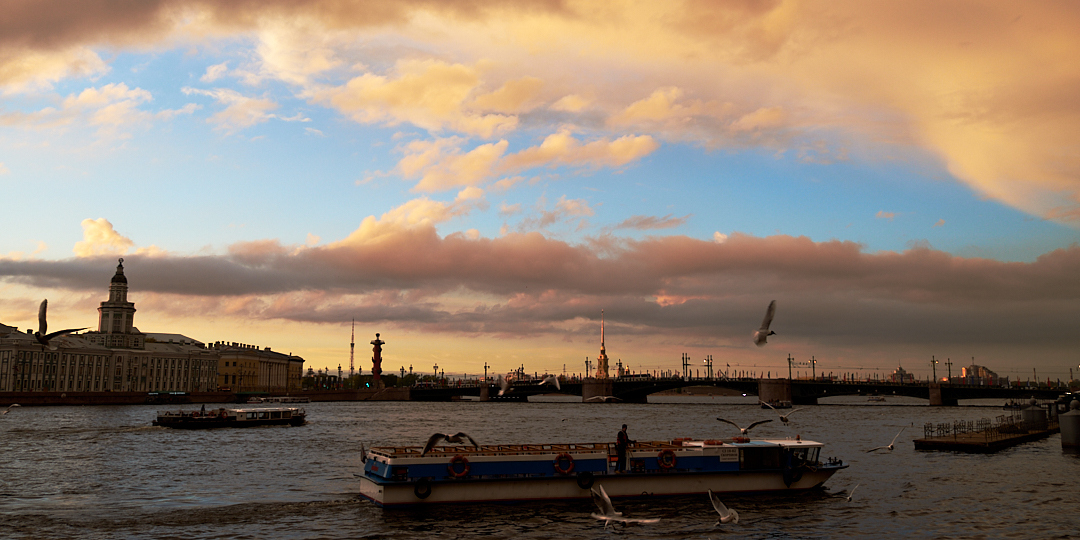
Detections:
[349, 319, 355, 378]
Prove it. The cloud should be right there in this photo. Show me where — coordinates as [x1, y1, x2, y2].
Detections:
[876, 211, 897, 221]
[200, 62, 229, 83]
[713, 232, 729, 243]
[614, 214, 690, 231]
[499, 129, 660, 171]
[0, 163, 8, 175]
[933, 219, 945, 227]
[394, 131, 660, 193]
[550, 94, 592, 112]
[3, 230, 1079, 360]
[472, 76, 544, 114]
[315, 58, 518, 138]
[73, 218, 134, 258]
[0, 83, 195, 137]
[0, 46, 108, 94]
[182, 87, 283, 132]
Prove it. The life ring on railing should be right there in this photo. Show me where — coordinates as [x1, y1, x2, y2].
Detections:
[576, 471, 594, 489]
[219, 411, 227, 420]
[447, 455, 470, 478]
[414, 478, 432, 499]
[657, 449, 677, 470]
[553, 452, 575, 475]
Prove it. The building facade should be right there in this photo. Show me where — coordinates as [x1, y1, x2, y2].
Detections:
[0, 259, 303, 394]
[212, 341, 304, 392]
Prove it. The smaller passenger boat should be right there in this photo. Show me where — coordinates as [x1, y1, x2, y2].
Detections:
[761, 400, 792, 409]
[867, 396, 886, 402]
[248, 396, 311, 404]
[152, 407, 306, 429]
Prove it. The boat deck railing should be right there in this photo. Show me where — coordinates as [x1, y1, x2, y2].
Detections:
[369, 439, 737, 459]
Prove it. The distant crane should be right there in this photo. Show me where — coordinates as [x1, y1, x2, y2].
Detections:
[349, 319, 356, 379]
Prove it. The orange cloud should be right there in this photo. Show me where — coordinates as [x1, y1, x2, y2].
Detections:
[316, 59, 518, 138]
[395, 130, 660, 192]
[73, 218, 133, 258]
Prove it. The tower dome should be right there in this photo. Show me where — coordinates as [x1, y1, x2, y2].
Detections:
[111, 258, 128, 284]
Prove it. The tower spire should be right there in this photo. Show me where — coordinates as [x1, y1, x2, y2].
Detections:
[595, 309, 609, 379]
[349, 319, 355, 378]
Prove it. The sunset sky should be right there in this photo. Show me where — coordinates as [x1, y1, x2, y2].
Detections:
[2, 1, 1079, 383]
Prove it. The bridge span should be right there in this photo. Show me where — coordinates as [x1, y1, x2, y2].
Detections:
[409, 377, 1066, 406]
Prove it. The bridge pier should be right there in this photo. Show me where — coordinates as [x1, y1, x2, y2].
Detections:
[759, 379, 791, 405]
[583, 379, 617, 402]
[479, 384, 489, 402]
[929, 383, 957, 406]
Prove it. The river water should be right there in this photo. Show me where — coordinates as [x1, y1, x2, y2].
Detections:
[1, 396, 1077, 539]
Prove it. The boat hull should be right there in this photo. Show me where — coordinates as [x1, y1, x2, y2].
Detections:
[358, 438, 845, 508]
[152, 417, 305, 429]
[360, 467, 840, 507]
[152, 407, 306, 429]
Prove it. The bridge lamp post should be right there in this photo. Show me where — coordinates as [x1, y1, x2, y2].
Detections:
[811, 356, 817, 380]
[433, 363, 438, 382]
[484, 362, 489, 382]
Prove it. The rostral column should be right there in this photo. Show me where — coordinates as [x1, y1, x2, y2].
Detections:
[370, 333, 385, 388]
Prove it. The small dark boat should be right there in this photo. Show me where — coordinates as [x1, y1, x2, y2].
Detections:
[153, 407, 306, 429]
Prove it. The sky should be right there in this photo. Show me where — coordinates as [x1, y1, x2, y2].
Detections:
[2, 0, 1079, 383]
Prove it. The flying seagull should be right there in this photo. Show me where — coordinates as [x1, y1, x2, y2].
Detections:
[421, 432, 480, 456]
[360, 441, 367, 463]
[497, 375, 512, 396]
[717, 417, 772, 435]
[584, 396, 622, 403]
[2, 404, 21, 415]
[35, 300, 85, 350]
[752, 300, 777, 347]
[866, 427, 906, 453]
[761, 401, 804, 424]
[539, 375, 561, 391]
[846, 483, 860, 502]
[708, 489, 739, 524]
[589, 484, 660, 528]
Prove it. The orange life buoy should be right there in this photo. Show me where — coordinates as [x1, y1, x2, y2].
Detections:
[447, 455, 470, 478]
[657, 449, 677, 469]
[553, 452, 575, 475]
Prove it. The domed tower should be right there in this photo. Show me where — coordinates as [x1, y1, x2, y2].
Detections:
[89, 258, 144, 349]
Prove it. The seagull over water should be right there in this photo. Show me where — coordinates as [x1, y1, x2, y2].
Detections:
[846, 483, 860, 501]
[35, 300, 85, 350]
[717, 417, 773, 435]
[584, 396, 622, 403]
[539, 375, 561, 391]
[708, 489, 739, 524]
[2, 404, 21, 415]
[760, 401, 804, 424]
[497, 375, 512, 396]
[866, 427, 906, 453]
[589, 484, 660, 528]
[752, 300, 777, 347]
[421, 432, 480, 456]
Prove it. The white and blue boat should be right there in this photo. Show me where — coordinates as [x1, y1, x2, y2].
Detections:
[358, 436, 847, 507]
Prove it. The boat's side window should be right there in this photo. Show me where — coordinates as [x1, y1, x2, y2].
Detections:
[739, 447, 782, 470]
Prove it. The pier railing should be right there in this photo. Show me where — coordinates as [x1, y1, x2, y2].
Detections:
[922, 414, 1059, 444]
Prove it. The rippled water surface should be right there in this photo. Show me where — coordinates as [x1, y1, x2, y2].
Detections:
[2, 397, 1078, 539]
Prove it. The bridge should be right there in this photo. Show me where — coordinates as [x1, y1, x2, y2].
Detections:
[409, 376, 1067, 406]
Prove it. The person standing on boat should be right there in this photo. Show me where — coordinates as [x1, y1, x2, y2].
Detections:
[615, 424, 635, 472]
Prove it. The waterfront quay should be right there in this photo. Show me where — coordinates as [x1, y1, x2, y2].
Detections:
[914, 400, 1065, 453]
